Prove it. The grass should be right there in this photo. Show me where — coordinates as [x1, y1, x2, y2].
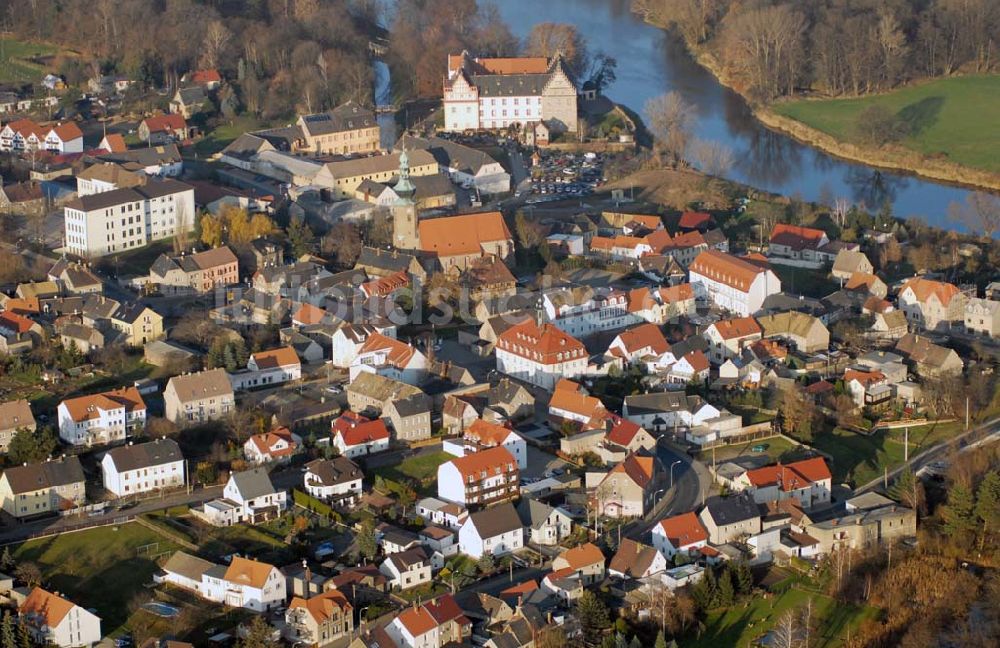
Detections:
[807, 420, 963, 487]
[770, 263, 839, 299]
[372, 450, 454, 496]
[13, 522, 179, 633]
[685, 571, 879, 648]
[699, 436, 804, 466]
[0, 38, 58, 85]
[772, 75, 1000, 174]
[191, 115, 267, 157]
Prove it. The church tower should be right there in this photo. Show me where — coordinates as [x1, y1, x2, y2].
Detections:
[391, 149, 420, 250]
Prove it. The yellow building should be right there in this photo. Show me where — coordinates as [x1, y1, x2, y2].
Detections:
[296, 102, 381, 155]
[0, 457, 85, 518]
[111, 303, 165, 347]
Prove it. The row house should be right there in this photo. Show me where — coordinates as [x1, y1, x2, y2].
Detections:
[437, 446, 520, 507]
[0, 118, 83, 153]
[57, 386, 146, 446]
[385, 594, 471, 648]
[689, 250, 781, 316]
[148, 246, 239, 295]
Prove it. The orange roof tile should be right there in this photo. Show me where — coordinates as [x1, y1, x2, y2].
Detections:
[613, 323, 670, 356]
[61, 386, 146, 423]
[844, 369, 885, 386]
[223, 556, 275, 589]
[668, 229, 706, 248]
[711, 317, 762, 340]
[19, 587, 75, 628]
[589, 236, 614, 251]
[397, 606, 438, 637]
[0, 311, 36, 333]
[358, 332, 417, 368]
[465, 419, 514, 446]
[446, 446, 517, 480]
[549, 387, 605, 420]
[659, 283, 694, 303]
[251, 346, 300, 370]
[101, 133, 127, 153]
[361, 270, 409, 297]
[496, 319, 585, 365]
[609, 453, 656, 489]
[143, 113, 187, 134]
[189, 69, 222, 85]
[744, 457, 831, 492]
[449, 54, 551, 75]
[48, 122, 82, 142]
[690, 250, 768, 292]
[293, 303, 326, 325]
[248, 427, 298, 457]
[605, 415, 644, 447]
[657, 511, 708, 548]
[845, 272, 882, 291]
[682, 349, 710, 372]
[418, 211, 512, 257]
[288, 589, 351, 624]
[770, 223, 827, 250]
[557, 542, 604, 571]
[2, 298, 40, 314]
[334, 416, 389, 446]
[900, 277, 960, 307]
[678, 211, 712, 229]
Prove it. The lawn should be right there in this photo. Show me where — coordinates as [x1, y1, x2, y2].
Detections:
[191, 115, 268, 157]
[699, 435, 806, 466]
[772, 75, 1000, 173]
[0, 38, 58, 85]
[770, 263, 839, 299]
[13, 522, 179, 633]
[807, 420, 962, 487]
[372, 450, 453, 496]
[685, 578, 878, 648]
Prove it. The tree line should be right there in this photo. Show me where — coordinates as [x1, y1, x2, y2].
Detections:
[633, 0, 1000, 101]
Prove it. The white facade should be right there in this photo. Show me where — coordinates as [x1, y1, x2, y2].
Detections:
[542, 291, 643, 338]
[458, 518, 524, 559]
[651, 526, 706, 560]
[495, 347, 587, 392]
[101, 452, 184, 498]
[303, 467, 362, 501]
[229, 356, 301, 391]
[64, 183, 195, 259]
[57, 399, 146, 447]
[332, 431, 389, 458]
[20, 591, 101, 648]
[689, 266, 781, 317]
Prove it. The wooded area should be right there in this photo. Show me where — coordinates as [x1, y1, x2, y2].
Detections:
[633, 0, 1000, 101]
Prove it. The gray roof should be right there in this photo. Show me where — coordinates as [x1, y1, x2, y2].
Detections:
[391, 394, 431, 417]
[298, 101, 376, 137]
[175, 86, 206, 106]
[97, 144, 182, 167]
[221, 133, 275, 160]
[229, 467, 277, 500]
[113, 302, 156, 325]
[2, 457, 84, 494]
[167, 368, 233, 402]
[386, 546, 428, 571]
[105, 438, 183, 472]
[81, 294, 121, 321]
[355, 246, 419, 275]
[163, 551, 216, 582]
[516, 498, 566, 531]
[397, 134, 500, 176]
[65, 178, 191, 212]
[60, 323, 103, 345]
[703, 494, 762, 526]
[467, 502, 522, 539]
[624, 391, 702, 415]
[304, 456, 362, 487]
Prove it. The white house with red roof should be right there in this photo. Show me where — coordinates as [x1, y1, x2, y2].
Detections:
[844, 368, 889, 408]
[56, 386, 147, 446]
[897, 277, 966, 332]
[689, 250, 781, 316]
[331, 411, 390, 458]
[443, 418, 527, 469]
[437, 446, 519, 506]
[730, 457, 832, 509]
[243, 426, 301, 464]
[1, 119, 82, 154]
[230, 346, 302, 391]
[19, 587, 101, 648]
[385, 594, 471, 648]
[548, 379, 606, 427]
[626, 284, 697, 324]
[666, 349, 711, 386]
[703, 316, 763, 364]
[495, 319, 587, 390]
[330, 323, 379, 367]
[43, 122, 84, 154]
[609, 322, 671, 365]
[594, 452, 662, 518]
[768, 223, 831, 263]
[349, 332, 427, 386]
[652, 511, 709, 559]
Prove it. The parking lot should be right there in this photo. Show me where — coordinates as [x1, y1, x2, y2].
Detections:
[526, 150, 605, 201]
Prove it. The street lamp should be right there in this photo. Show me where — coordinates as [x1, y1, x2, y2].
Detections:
[670, 460, 682, 488]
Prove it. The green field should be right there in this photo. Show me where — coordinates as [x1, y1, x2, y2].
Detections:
[773, 75, 1000, 173]
[0, 38, 59, 85]
[12, 523, 179, 632]
[192, 115, 267, 157]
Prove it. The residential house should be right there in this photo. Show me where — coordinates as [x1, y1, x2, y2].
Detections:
[729, 457, 832, 509]
[169, 86, 207, 119]
[0, 457, 85, 518]
[349, 333, 427, 385]
[897, 277, 965, 331]
[437, 446, 520, 506]
[398, 133, 511, 194]
[699, 495, 763, 544]
[164, 369, 235, 424]
[652, 512, 708, 560]
[57, 386, 146, 446]
[965, 297, 1000, 338]
[768, 223, 830, 263]
[101, 438, 185, 498]
[380, 547, 433, 591]
[195, 468, 287, 526]
[844, 369, 890, 408]
[593, 452, 662, 518]
[622, 392, 726, 435]
[831, 249, 874, 279]
[845, 272, 889, 299]
[148, 246, 239, 295]
[75, 161, 146, 196]
[42, 122, 84, 154]
[160, 552, 286, 612]
[805, 504, 916, 555]
[284, 589, 353, 647]
[551, 542, 605, 585]
[441, 380, 534, 432]
[871, 310, 908, 342]
[443, 418, 528, 470]
[541, 286, 643, 338]
[703, 317, 762, 365]
[895, 333, 964, 377]
[303, 456, 363, 505]
[47, 260, 103, 294]
[297, 102, 380, 155]
[243, 427, 301, 464]
[331, 411, 390, 458]
[19, 588, 101, 648]
[230, 346, 302, 391]
[138, 114, 191, 144]
[756, 312, 830, 354]
[384, 594, 471, 648]
[541, 569, 584, 604]
[0, 399, 35, 452]
[110, 303, 165, 347]
[346, 373, 432, 441]
[516, 499, 573, 546]
[458, 502, 524, 559]
[689, 250, 781, 316]
[608, 538, 668, 579]
[495, 319, 587, 391]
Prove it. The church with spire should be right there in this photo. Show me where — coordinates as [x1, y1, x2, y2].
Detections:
[391, 149, 420, 250]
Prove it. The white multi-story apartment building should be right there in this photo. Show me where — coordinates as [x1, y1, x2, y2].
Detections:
[541, 287, 643, 338]
[443, 52, 578, 133]
[56, 387, 146, 446]
[688, 250, 781, 316]
[63, 179, 195, 259]
[101, 438, 185, 497]
[495, 319, 588, 391]
[437, 446, 520, 506]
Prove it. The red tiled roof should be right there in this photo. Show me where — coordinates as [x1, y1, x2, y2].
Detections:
[101, 133, 127, 153]
[496, 319, 586, 365]
[608, 452, 655, 489]
[770, 223, 827, 251]
[657, 511, 708, 548]
[334, 416, 389, 446]
[292, 303, 326, 325]
[0, 311, 36, 334]
[142, 113, 187, 134]
[682, 349, 710, 372]
[445, 446, 516, 480]
[744, 457, 831, 492]
[418, 211, 512, 257]
[679, 211, 712, 229]
[248, 427, 298, 457]
[465, 419, 514, 446]
[711, 317, 762, 340]
[844, 369, 885, 386]
[556, 542, 604, 571]
[605, 415, 643, 447]
[189, 69, 222, 85]
[358, 332, 417, 369]
[690, 250, 767, 292]
[613, 323, 670, 356]
[251, 346, 299, 370]
[61, 386, 146, 422]
[900, 277, 960, 307]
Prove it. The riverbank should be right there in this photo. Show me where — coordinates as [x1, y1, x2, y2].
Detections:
[633, 8, 1000, 194]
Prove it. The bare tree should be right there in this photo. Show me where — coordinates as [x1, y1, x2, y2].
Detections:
[948, 192, 1000, 239]
[772, 609, 802, 648]
[202, 20, 232, 70]
[689, 138, 734, 176]
[524, 23, 588, 75]
[832, 197, 851, 228]
[644, 91, 698, 164]
[721, 4, 807, 100]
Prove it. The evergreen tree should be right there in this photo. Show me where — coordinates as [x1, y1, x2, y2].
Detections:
[654, 630, 668, 648]
[732, 560, 753, 595]
[356, 518, 378, 561]
[207, 337, 226, 369]
[223, 342, 238, 372]
[2, 612, 16, 648]
[941, 483, 977, 538]
[287, 215, 316, 258]
[0, 547, 13, 571]
[628, 635, 642, 648]
[576, 590, 611, 635]
[716, 569, 735, 606]
[14, 621, 29, 648]
[974, 471, 1000, 549]
[890, 465, 924, 512]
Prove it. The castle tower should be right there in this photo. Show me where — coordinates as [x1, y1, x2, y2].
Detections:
[391, 149, 420, 250]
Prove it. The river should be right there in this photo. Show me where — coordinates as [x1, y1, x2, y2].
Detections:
[373, 59, 397, 150]
[486, 0, 979, 229]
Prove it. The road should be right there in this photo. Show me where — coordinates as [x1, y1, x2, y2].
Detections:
[0, 465, 306, 546]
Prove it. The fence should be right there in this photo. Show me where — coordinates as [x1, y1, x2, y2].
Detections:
[135, 515, 199, 551]
[0, 515, 136, 547]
